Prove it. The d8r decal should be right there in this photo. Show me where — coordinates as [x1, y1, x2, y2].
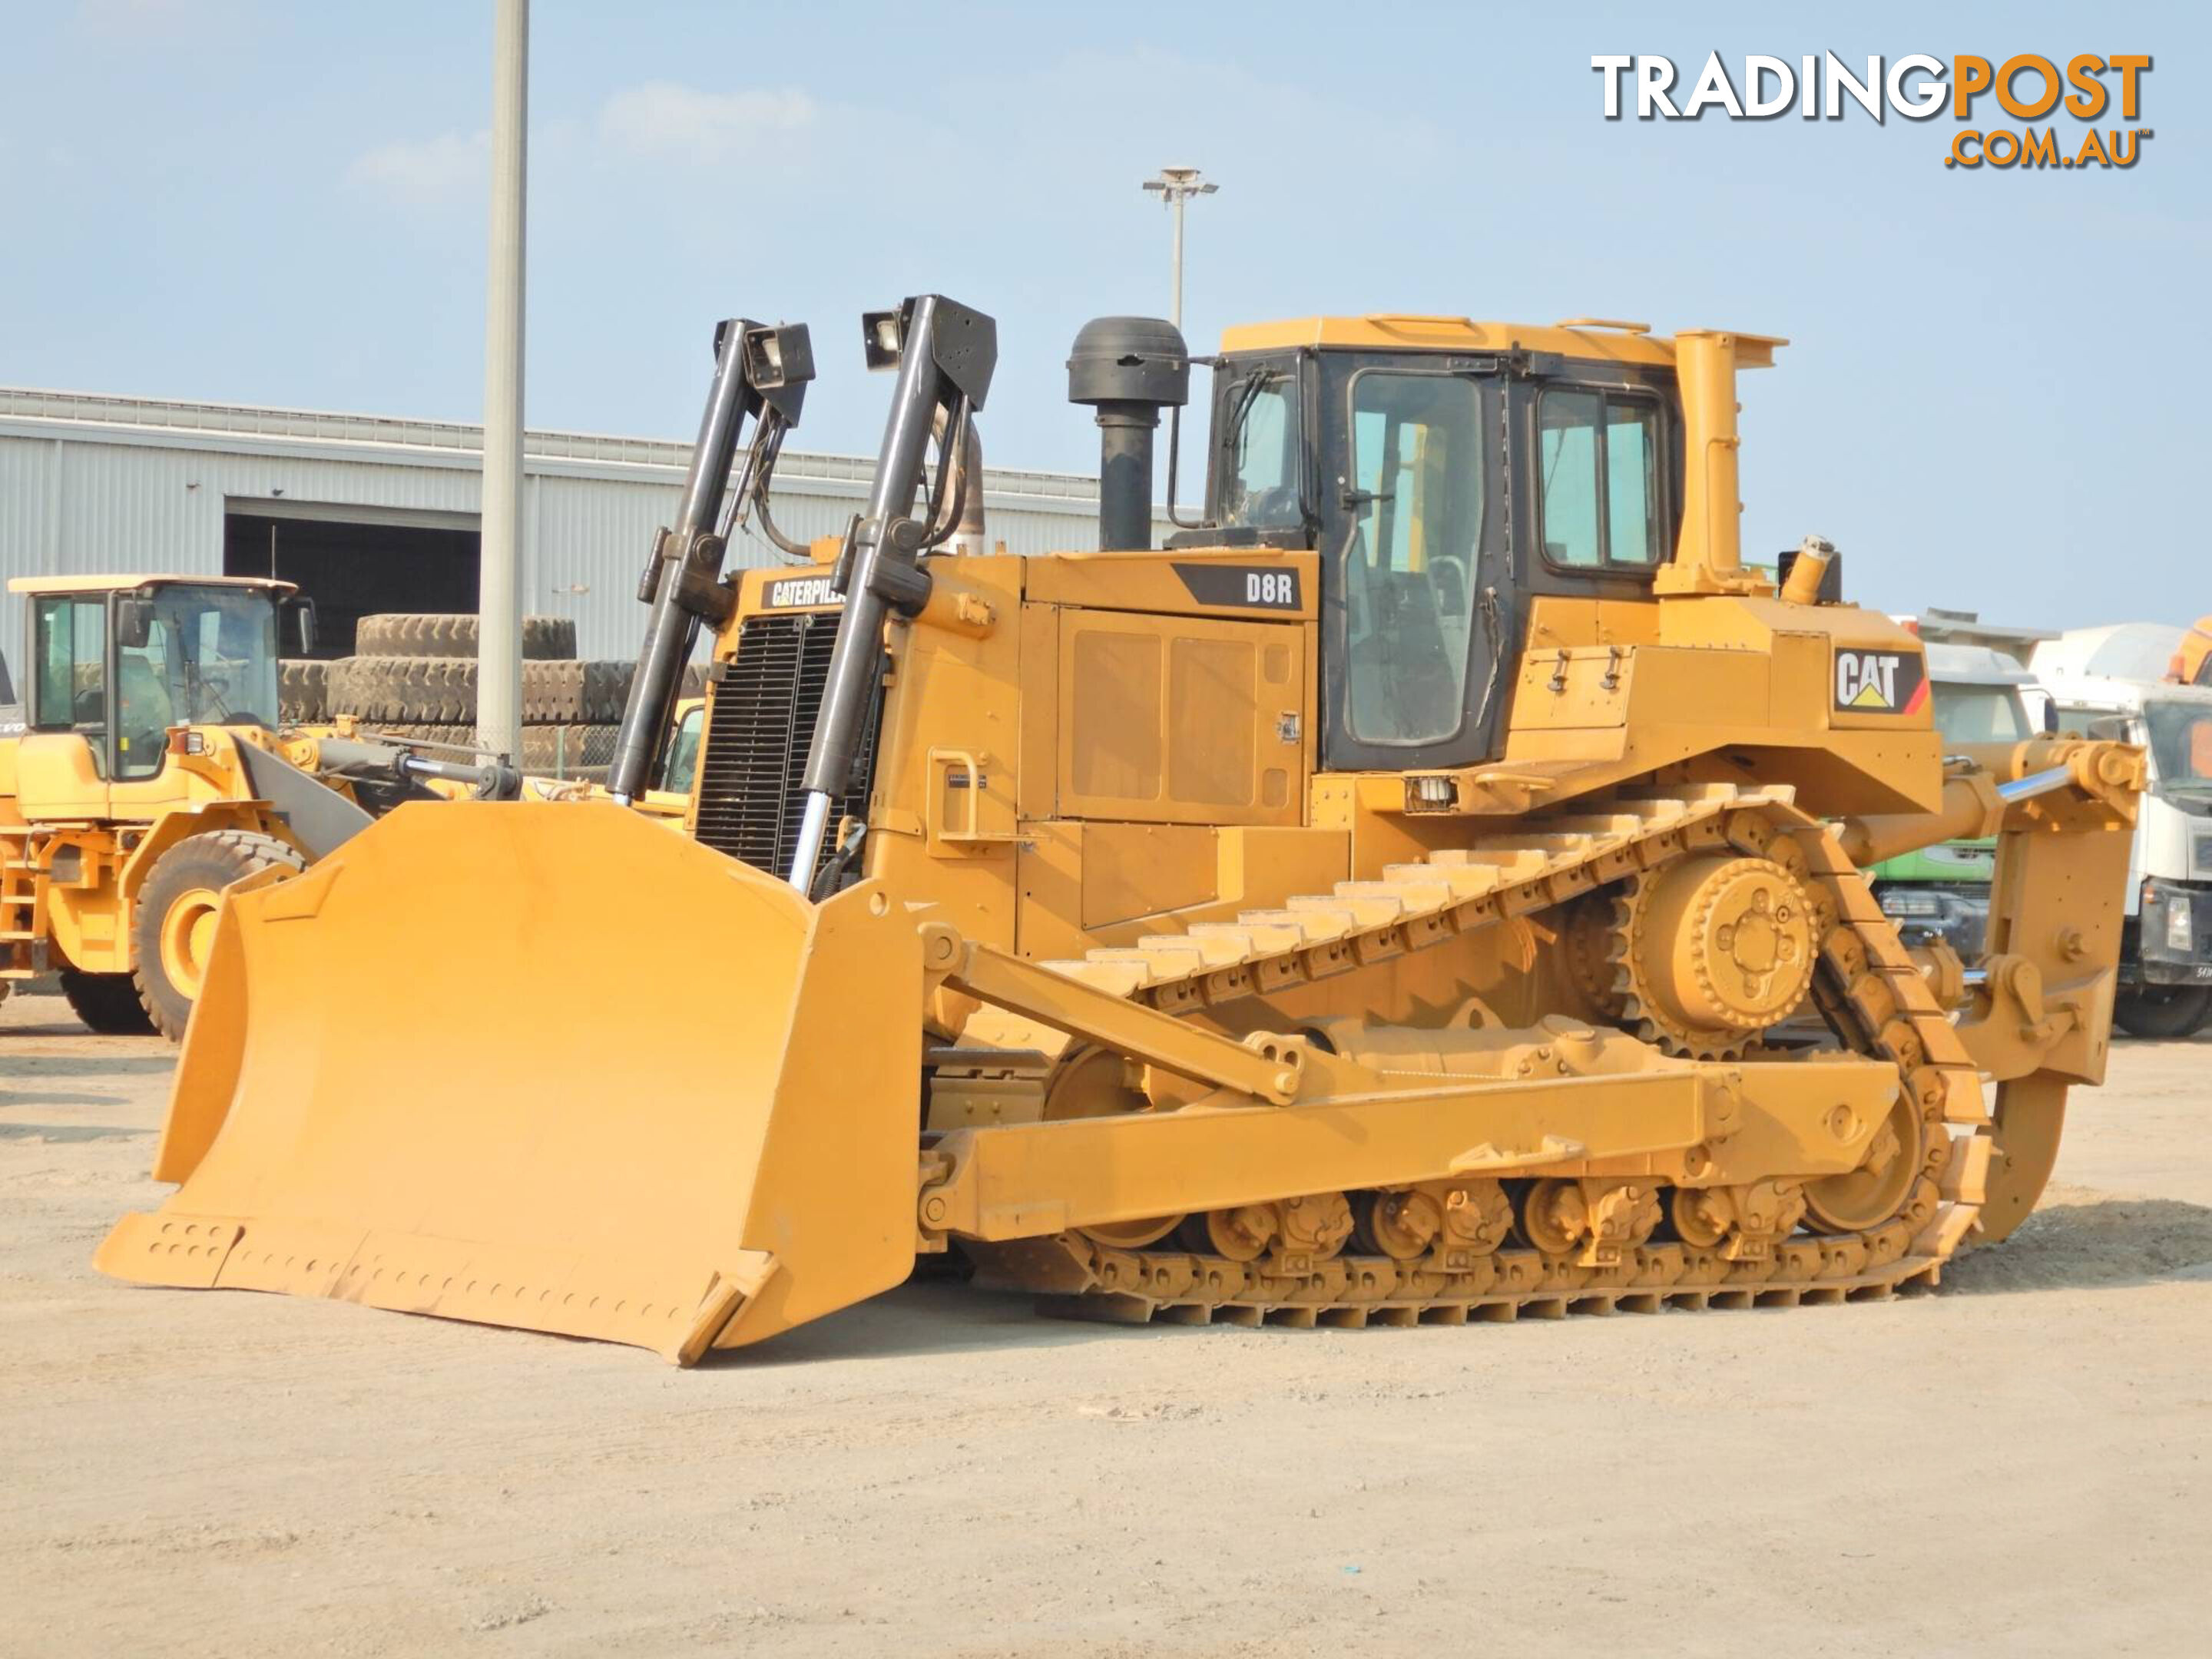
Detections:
[1171, 562, 1303, 612]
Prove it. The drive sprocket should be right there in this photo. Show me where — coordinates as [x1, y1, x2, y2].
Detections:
[1609, 851, 1816, 1059]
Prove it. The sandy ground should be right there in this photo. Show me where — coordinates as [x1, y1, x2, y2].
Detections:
[3, 988, 2210, 1658]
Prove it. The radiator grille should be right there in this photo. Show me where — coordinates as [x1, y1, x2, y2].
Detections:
[693, 611, 878, 889]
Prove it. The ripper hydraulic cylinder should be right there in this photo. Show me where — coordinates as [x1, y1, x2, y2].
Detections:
[786, 295, 996, 890]
[608, 318, 813, 803]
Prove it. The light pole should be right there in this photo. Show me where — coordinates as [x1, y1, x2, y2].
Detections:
[478, 0, 528, 764]
[1141, 165, 1217, 329]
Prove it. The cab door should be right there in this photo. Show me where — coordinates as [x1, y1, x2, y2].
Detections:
[20, 594, 111, 820]
[1319, 363, 1505, 773]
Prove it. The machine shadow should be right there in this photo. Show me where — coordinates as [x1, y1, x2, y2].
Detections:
[1944, 1194, 2212, 1296]
[1, 1051, 177, 1078]
[0, 1119, 152, 1139]
[710, 1277, 1199, 1368]
[724, 1194, 2212, 1366]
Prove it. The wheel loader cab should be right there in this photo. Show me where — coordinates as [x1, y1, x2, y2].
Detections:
[1200, 323, 1687, 776]
[19, 578, 293, 786]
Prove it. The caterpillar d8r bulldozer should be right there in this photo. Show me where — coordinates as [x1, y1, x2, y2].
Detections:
[99, 301, 2144, 1363]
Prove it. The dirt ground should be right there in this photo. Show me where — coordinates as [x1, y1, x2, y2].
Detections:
[3, 988, 2209, 1658]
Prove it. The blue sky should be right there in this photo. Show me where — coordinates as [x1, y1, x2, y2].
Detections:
[3, 1, 2204, 626]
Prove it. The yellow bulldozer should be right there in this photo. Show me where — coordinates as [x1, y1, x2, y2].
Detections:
[100, 302, 2142, 1363]
[2, 575, 522, 1037]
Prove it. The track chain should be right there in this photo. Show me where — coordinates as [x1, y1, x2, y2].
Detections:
[962, 783, 1993, 1326]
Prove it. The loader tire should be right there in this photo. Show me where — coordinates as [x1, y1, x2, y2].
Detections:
[279, 658, 330, 724]
[355, 613, 578, 661]
[2112, 985, 2212, 1040]
[131, 830, 307, 1041]
[59, 969, 156, 1036]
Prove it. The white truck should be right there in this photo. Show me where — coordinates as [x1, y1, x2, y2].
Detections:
[2032, 624, 2212, 1038]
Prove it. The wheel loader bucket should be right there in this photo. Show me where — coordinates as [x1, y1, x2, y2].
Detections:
[95, 801, 926, 1363]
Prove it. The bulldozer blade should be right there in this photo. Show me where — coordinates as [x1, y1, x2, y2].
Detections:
[95, 801, 926, 1363]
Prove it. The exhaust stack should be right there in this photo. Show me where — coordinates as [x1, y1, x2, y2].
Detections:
[1068, 316, 1189, 551]
[939, 409, 988, 557]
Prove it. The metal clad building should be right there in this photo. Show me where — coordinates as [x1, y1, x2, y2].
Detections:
[0, 388, 1127, 663]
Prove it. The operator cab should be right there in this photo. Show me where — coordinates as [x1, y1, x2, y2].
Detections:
[1191, 317, 1717, 774]
[11, 577, 313, 780]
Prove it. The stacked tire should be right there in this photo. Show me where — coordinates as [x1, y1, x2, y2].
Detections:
[354, 614, 578, 660]
[320, 614, 684, 783]
[279, 659, 330, 724]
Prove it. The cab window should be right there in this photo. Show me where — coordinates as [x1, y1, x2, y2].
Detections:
[31, 597, 106, 739]
[1538, 389, 1664, 569]
[115, 612, 181, 778]
[104, 586, 281, 779]
[1219, 370, 1303, 531]
[2145, 700, 2212, 793]
[661, 703, 704, 796]
[1340, 371, 1485, 745]
[1930, 685, 2030, 744]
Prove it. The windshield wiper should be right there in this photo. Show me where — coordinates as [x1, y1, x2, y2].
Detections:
[1224, 371, 1275, 460]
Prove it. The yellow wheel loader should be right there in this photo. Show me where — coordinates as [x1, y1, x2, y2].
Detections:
[2, 576, 522, 1038]
[100, 303, 2143, 1364]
